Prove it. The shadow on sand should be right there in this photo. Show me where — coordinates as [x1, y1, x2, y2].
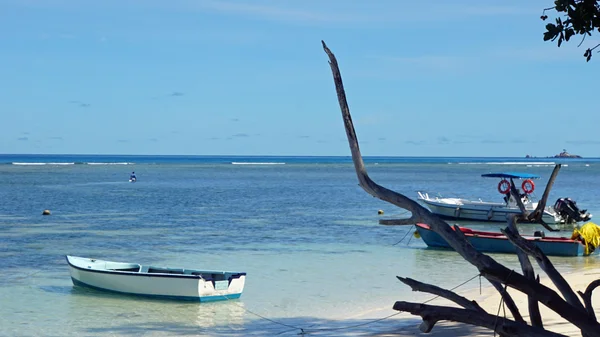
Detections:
[84, 316, 492, 337]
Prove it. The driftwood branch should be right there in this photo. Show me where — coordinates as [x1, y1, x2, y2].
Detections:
[396, 276, 484, 312]
[449, 221, 525, 319]
[322, 40, 600, 336]
[508, 215, 543, 328]
[578, 279, 600, 321]
[379, 218, 417, 226]
[457, 219, 522, 321]
[509, 173, 559, 232]
[502, 226, 585, 312]
[529, 165, 561, 222]
[489, 279, 525, 323]
[321, 41, 431, 225]
[510, 179, 529, 216]
[392, 302, 568, 337]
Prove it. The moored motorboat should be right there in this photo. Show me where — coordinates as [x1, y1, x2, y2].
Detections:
[414, 222, 600, 257]
[66, 255, 246, 301]
[417, 172, 591, 224]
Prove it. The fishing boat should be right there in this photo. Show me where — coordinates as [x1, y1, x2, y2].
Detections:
[66, 255, 246, 301]
[414, 222, 600, 257]
[417, 172, 592, 224]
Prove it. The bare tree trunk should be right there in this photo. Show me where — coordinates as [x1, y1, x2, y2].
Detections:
[392, 302, 568, 337]
[508, 215, 543, 328]
[396, 276, 484, 312]
[578, 280, 600, 321]
[322, 40, 600, 336]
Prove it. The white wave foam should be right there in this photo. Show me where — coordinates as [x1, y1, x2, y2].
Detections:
[231, 162, 286, 165]
[12, 162, 75, 166]
[456, 162, 556, 165]
[86, 162, 133, 165]
[12, 162, 46, 165]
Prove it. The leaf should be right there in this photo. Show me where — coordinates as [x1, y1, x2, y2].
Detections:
[565, 28, 575, 41]
[584, 49, 592, 62]
[558, 36, 563, 47]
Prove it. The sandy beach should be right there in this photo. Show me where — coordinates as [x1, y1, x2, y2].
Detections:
[366, 265, 600, 337]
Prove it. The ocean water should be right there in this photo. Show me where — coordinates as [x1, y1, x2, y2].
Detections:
[1, 155, 600, 336]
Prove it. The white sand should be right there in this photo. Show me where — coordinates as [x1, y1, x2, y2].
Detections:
[358, 266, 600, 337]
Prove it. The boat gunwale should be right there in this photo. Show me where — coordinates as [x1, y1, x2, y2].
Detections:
[65, 256, 247, 280]
[418, 195, 550, 211]
[415, 223, 583, 245]
[70, 278, 243, 302]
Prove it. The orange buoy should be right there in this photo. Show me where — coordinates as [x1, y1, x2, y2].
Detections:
[522, 179, 535, 194]
[497, 179, 511, 194]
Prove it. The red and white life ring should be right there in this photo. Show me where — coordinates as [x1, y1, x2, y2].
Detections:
[497, 179, 511, 194]
[522, 179, 535, 194]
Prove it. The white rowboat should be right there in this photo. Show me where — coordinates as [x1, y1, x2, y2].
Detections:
[66, 255, 246, 302]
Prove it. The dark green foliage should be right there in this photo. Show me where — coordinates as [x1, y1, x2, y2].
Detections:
[541, 0, 600, 61]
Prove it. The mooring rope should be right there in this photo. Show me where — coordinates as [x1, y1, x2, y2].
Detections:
[493, 269, 514, 337]
[218, 272, 483, 335]
[392, 225, 415, 246]
[6, 269, 44, 281]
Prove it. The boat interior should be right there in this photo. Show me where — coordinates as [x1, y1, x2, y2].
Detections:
[417, 191, 540, 209]
[104, 263, 234, 281]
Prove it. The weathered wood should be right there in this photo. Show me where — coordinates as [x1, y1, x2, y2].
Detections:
[378, 218, 416, 226]
[509, 175, 559, 232]
[450, 221, 527, 319]
[489, 279, 525, 323]
[454, 222, 525, 322]
[449, 220, 524, 321]
[449, 220, 526, 322]
[396, 276, 484, 312]
[509, 178, 529, 216]
[578, 279, 600, 321]
[392, 302, 568, 337]
[322, 40, 600, 336]
[508, 215, 543, 328]
[529, 165, 561, 222]
[502, 226, 585, 312]
[321, 41, 425, 226]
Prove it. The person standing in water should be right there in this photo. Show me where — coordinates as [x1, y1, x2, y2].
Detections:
[130, 171, 137, 182]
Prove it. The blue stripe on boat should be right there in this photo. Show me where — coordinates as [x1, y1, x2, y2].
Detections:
[415, 224, 587, 257]
[71, 278, 242, 302]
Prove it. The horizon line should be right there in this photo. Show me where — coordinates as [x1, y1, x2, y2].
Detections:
[0, 153, 596, 159]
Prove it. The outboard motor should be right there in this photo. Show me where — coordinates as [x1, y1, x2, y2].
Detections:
[554, 198, 593, 224]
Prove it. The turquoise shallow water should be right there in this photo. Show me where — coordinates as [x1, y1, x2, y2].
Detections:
[1, 155, 600, 336]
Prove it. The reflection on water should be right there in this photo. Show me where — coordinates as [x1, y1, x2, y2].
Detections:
[32, 282, 248, 335]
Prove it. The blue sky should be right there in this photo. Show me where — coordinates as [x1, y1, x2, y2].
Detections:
[1, 0, 598, 157]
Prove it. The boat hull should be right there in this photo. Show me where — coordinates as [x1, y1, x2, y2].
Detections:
[421, 199, 559, 223]
[66, 256, 245, 301]
[415, 224, 587, 257]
